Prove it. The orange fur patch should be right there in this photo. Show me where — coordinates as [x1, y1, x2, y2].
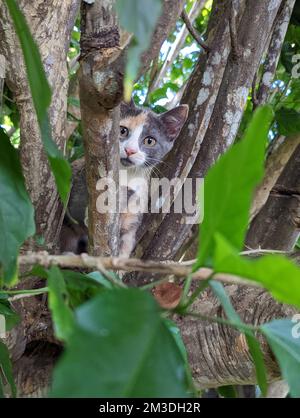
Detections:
[120, 112, 147, 131]
[120, 212, 138, 232]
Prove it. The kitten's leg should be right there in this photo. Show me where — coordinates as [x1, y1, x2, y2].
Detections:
[120, 229, 137, 258]
[119, 212, 141, 258]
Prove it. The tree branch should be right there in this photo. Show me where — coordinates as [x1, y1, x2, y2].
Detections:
[17, 251, 262, 288]
[132, 0, 282, 283]
[181, 9, 210, 52]
[246, 144, 300, 251]
[255, 0, 296, 107]
[250, 134, 300, 221]
[79, 0, 123, 256]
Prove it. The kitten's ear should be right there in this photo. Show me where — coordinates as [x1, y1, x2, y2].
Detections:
[160, 104, 189, 141]
[120, 98, 135, 112]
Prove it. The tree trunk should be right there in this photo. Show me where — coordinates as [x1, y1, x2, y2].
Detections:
[0, 0, 79, 397]
[0, 0, 80, 249]
[177, 285, 297, 389]
[79, 0, 123, 256]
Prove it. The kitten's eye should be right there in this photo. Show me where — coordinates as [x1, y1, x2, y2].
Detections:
[144, 137, 156, 147]
[120, 126, 129, 138]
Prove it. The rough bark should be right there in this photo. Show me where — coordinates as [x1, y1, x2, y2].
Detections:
[79, 0, 123, 256]
[0, 0, 80, 249]
[246, 144, 300, 250]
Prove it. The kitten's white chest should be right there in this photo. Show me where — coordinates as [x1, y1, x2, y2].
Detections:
[119, 166, 150, 193]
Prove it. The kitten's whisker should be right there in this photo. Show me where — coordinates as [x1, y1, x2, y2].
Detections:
[144, 164, 153, 178]
[145, 161, 163, 178]
[146, 158, 173, 170]
[144, 161, 156, 176]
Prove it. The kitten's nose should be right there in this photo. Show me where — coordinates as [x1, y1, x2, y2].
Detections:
[125, 147, 137, 157]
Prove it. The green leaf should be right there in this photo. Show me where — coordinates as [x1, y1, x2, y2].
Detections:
[183, 57, 194, 70]
[210, 280, 268, 396]
[280, 79, 300, 112]
[149, 82, 180, 104]
[27, 265, 48, 279]
[47, 266, 75, 342]
[0, 131, 35, 285]
[149, 86, 168, 103]
[4, 0, 71, 204]
[51, 289, 189, 397]
[63, 270, 107, 308]
[275, 108, 300, 135]
[115, 0, 162, 99]
[261, 319, 300, 397]
[217, 385, 238, 398]
[164, 318, 196, 396]
[245, 333, 268, 397]
[0, 294, 20, 331]
[34, 267, 108, 307]
[195, 106, 273, 269]
[214, 234, 300, 308]
[0, 341, 17, 398]
[210, 280, 241, 324]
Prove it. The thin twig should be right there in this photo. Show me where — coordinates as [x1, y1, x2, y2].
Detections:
[80, 253, 127, 288]
[18, 251, 262, 288]
[181, 9, 210, 53]
[144, 56, 159, 104]
[180, 248, 291, 266]
[240, 248, 288, 256]
[0, 287, 49, 302]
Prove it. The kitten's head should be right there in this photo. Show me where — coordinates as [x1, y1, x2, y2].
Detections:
[119, 101, 189, 169]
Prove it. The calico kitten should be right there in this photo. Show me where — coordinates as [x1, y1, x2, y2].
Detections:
[60, 101, 189, 256]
